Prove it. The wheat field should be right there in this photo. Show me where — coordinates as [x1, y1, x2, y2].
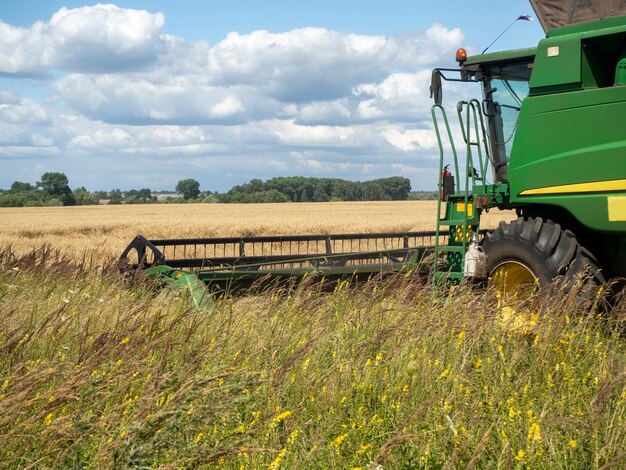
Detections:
[0, 201, 514, 262]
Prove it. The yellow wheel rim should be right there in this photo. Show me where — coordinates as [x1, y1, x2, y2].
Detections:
[491, 260, 537, 295]
[489, 261, 539, 331]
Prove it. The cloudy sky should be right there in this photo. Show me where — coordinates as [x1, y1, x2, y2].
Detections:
[0, 1, 543, 192]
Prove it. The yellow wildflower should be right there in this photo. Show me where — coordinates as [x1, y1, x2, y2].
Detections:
[333, 433, 348, 447]
[569, 439, 577, 448]
[288, 429, 300, 444]
[271, 410, 293, 427]
[268, 448, 287, 470]
[357, 443, 371, 455]
[528, 422, 541, 442]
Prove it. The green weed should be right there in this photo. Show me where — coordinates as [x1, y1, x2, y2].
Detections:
[0, 247, 625, 468]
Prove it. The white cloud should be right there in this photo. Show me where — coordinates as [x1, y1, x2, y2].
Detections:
[0, 21, 48, 76]
[210, 96, 244, 118]
[0, 96, 53, 146]
[0, 4, 165, 75]
[53, 74, 280, 124]
[266, 119, 356, 146]
[380, 127, 439, 151]
[295, 100, 352, 125]
[354, 70, 434, 121]
[47, 22, 463, 125]
[69, 127, 132, 148]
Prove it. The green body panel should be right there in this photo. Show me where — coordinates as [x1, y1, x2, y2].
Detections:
[510, 64, 626, 233]
[464, 47, 536, 66]
[529, 35, 582, 92]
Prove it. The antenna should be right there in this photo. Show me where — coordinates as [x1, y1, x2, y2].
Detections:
[481, 15, 533, 55]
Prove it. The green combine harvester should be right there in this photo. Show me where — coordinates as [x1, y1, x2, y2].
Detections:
[121, 0, 626, 307]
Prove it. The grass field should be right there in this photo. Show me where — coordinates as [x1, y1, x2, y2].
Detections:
[1, 203, 625, 468]
[0, 201, 514, 262]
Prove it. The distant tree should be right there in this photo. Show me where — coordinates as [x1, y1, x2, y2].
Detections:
[299, 188, 309, 202]
[10, 181, 34, 192]
[138, 188, 152, 199]
[248, 179, 264, 193]
[38, 172, 75, 206]
[125, 188, 154, 204]
[312, 184, 329, 202]
[362, 183, 388, 201]
[248, 190, 290, 203]
[73, 186, 98, 205]
[38, 172, 69, 195]
[331, 180, 362, 201]
[109, 189, 123, 205]
[378, 177, 411, 200]
[176, 179, 201, 200]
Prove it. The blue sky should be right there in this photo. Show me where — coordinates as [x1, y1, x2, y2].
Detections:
[0, 1, 544, 191]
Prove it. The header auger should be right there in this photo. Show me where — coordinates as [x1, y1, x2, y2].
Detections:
[122, 1, 626, 305]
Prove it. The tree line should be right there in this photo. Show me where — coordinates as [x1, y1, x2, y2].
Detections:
[220, 176, 412, 203]
[0, 173, 431, 207]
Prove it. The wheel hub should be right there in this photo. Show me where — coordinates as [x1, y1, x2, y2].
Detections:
[490, 260, 539, 331]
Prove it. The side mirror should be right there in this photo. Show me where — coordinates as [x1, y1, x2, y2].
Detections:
[430, 69, 442, 105]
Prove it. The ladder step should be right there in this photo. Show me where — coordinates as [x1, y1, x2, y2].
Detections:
[436, 246, 466, 253]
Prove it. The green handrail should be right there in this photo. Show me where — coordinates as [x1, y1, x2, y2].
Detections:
[431, 103, 460, 279]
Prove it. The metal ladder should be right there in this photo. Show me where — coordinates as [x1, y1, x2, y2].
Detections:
[431, 100, 490, 282]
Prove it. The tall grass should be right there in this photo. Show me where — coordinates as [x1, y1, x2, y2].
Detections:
[0, 247, 625, 468]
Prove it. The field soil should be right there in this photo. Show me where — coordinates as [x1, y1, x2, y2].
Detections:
[0, 201, 514, 261]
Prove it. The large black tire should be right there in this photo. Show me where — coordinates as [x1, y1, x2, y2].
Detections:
[481, 217, 605, 292]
